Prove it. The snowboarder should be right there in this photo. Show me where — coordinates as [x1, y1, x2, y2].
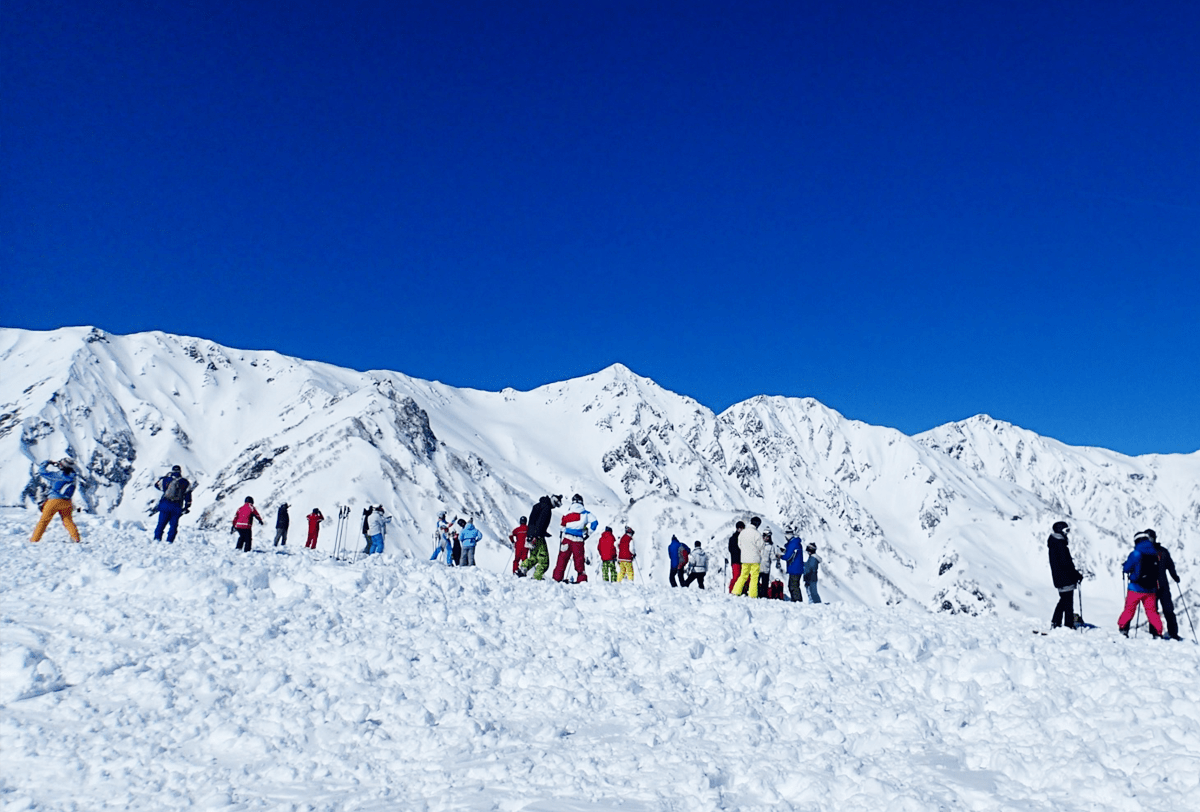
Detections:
[274, 503, 290, 547]
[668, 536, 689, 587]
[523, 494, 562, 580]
[431, 511, 453, 565]
[510, 516, 529, 574]
[803, 542, 822, 604]
[459, 518, 481, 566]
[1118, 530, 1164, 637]
[1150, 531, 1184, 641]
[152, 464, 192, 543]
[617, 526, 637, 582]
[365, 506, 389, 555]
[683, 541, 708, 589]
[232, 496, 264, 553]
[783, 530, 805, 602]
[553, 494, 596, 583]
[728, 521, 745, 593]
[29, 459, 81, 543]
[732, 518, 764, 597]
[1047, 521, 1083, 629]
[305, 508, 324, 549]
[597, 526, 618, 582]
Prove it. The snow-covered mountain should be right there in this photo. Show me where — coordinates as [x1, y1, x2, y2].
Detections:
[2, 326, 1197, 620]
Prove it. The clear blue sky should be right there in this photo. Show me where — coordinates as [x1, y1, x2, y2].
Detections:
[3, 1, 1198, 455]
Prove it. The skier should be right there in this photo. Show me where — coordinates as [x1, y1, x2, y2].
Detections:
[361, 506, 374, 555]
[597, 526, 618, 582]
[274, 503, 290, 547]
[1047, 521, 1083, 629]
[728, 521, 745, 593]
[152, 464, 192, 543]
[523, 494, 562, 580]
[759, 530, 777, 599]
[459, 518, 482, 567]
[232, 496, 264, 553]
[1118, 530, 1164, 637]
[732, 518, 764, 597]
[29, 459, 82, 543]
[553, 494, 596, 583]
[365, 505, 389, 555]
[617, 526, 637, 582]
[803, 542, 822, 603]
[510, 516, 529, 575]
[430, 511, 453, 565]
[683, 541, 708, 589]
[783, 530, 805, 602]
[305, 508, 324, 549]
[451, 518, 463, 566]
[668, 536, 689, 587]
[1150, 531, 1184, 641]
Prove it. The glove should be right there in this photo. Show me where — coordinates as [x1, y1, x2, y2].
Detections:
[1174, 574, 1181, 583]
[182, 507, 190, 515]
[585, 556, 592, 566]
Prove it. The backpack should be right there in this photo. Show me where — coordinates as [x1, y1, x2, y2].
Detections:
[164, 477, 189, 504]
[1133, 552, 1160, 591]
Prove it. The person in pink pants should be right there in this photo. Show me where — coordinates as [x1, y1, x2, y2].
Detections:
[1117, 530, 1164, 637]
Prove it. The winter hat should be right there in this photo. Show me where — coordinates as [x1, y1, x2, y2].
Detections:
[763, 529, 773, 538]
[171, 465, 182, 473]
[551, 494, 563, 507]
[805, 542, 817, 553]
[604, 526, 612, 533]
[735, 521, 745, 530]
[1052, 521, 1069, 535]
[694, 541, 702, 548]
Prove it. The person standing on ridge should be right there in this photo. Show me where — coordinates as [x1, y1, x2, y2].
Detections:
[668, 535, 689, 587]
[510, 516, 529, 575]
[783, 529, 805, 602]
[728, 521, 745, 593]
[305, 508, 324, 549]
[152, 464, 192, 543]
[732, 518, 764, 597]
[1047, 521, 1083, 629]
[684, 541, 708, 588]
[232, 496, 264, 553]
[431, 511, 453, 564]
[803, 542, 823, 603]
[617, 526, 637, 582]
[1118, 530, 1164, 637]
[29, 459, 82, 543]
[553, 494, 596, 583]
[274, 503, 290, 547]
[361, 506, 374, 555]
[524, 494, 561, 580]
[597, 526, 618, 582]
[365, 505, 389, 555]
[459, 517, 482, 567]
[1150, 531, 1183, 641]
[759, 530, 778, 599]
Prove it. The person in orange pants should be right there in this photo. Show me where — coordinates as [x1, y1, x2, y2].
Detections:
[30, 459, 81, 543]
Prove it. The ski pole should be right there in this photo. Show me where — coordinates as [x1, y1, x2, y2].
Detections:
[1176, 581, 1198, 644]
[1077, 584, 1084, 627]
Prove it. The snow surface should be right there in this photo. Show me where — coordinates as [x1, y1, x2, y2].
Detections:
[3, 512, 1199, 811]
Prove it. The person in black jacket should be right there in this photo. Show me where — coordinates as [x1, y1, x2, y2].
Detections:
[727, 521, 745, 593]
[522, 494, 562, 580]
[1150, 530, 1184, 641]
[1047, 521, 1083, 629]
[274, 503, 290, 547]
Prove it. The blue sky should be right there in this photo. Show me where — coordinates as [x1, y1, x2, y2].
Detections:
[3, 1, 1198, 454]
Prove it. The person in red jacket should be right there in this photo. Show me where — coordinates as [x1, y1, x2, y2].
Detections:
[232, 496, 264, 553]
[597, 526, 618, 582]
[305, 508, 324, 549]
[617, 526, 637, 582]
[509, 516, 529, 575]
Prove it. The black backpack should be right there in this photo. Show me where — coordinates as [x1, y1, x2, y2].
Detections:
[1133, 552, 1160, 591]
[164, 477, 190, 503]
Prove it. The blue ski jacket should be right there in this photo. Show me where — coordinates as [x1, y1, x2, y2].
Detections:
[1123, 539, 1159, 594]
[39, 462, 77, 500]
[668, 537, 685, 567]
[460, 523, 482, 548]
[783, 537, 805, 575]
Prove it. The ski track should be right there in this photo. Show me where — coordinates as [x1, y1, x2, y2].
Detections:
[2, 511, 1198, 812]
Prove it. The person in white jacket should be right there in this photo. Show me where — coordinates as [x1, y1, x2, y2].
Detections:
[758, 529, 778, 598]
[365, 506, 390, 555]
[732, 518, 764, 597]
[683, 541, 709, 589]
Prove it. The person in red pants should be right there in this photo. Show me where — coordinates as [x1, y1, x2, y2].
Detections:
[510, 516, 529, 574]
[305, 508, 324, 549]
[727, 521, 745, 593]
[552, 494, 595, 583]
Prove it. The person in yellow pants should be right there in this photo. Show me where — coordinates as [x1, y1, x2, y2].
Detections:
[30, 459, 81, 543]
[617, 526, 636, 582]
[731, 518, 764, 597]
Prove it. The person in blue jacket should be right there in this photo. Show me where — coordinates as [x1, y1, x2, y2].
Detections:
[783, 530, 806, 602]
[668, 536, 689, 587]
[802, 542, 822, 604]
[152, 465, 193, 543]
[30, 459, 82, 543]
[1117, 530, 1164, 637]
[459, 518, 482, 567]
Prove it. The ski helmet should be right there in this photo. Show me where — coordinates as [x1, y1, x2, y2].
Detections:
[1052, 521, 1069, 535]
[572, 493, 583, 505]
[245, 496, 254, 504]
[694, 541, 702, 548]
[171, 464, 182, 473]
[520, 516, 528, 524]
[1145, 529, 1157, 541]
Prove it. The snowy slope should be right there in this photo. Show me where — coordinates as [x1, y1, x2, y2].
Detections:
[1, 326, 1197, 625]
[2, 515, 1198, 811]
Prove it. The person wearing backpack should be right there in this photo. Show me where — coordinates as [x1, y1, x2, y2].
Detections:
[616, 526, 637, 582]
[232, 496, 264, 552]
[152, 464, 193, 543]
[668, 536, 688, 587]
[305, 508, 324, 549]
[1149, 530, 1183, 641]
[1047, 521, 1083, 629]
[273, 503, 291, 547]
[783, 530, 806, 602]
[683, 541, 708, 589]
[1118, 530, 1164, 637]
[29, 459, 82, 543]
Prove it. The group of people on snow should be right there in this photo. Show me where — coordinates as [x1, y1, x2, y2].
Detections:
[1047, 521, 1186, 640]
[428, 510, 483, 566]
[725, 517, 821, 602]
